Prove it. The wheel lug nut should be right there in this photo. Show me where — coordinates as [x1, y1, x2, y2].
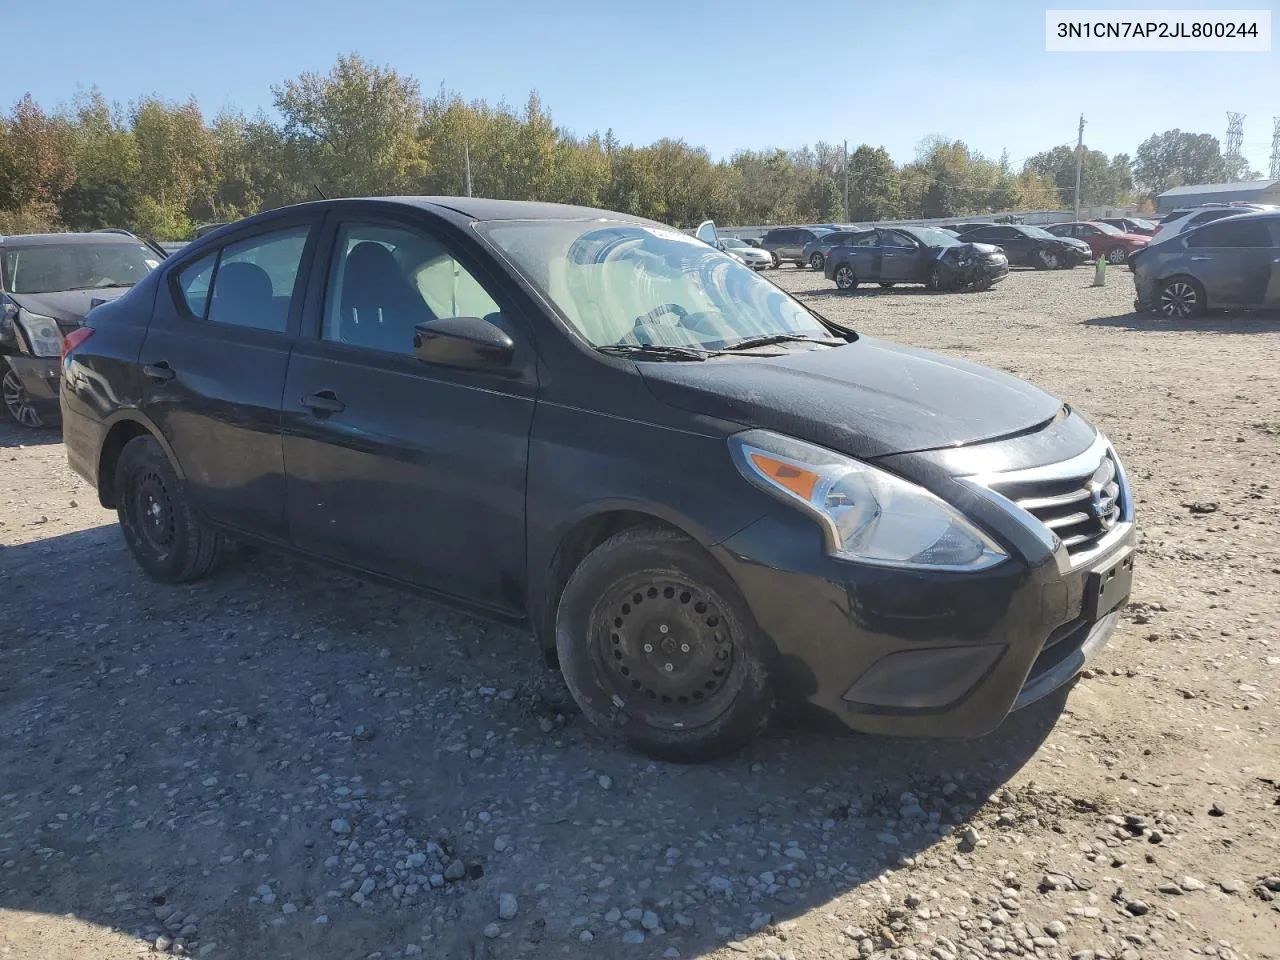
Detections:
[643, 643, 653, 653]
[659, 624, 669, 634]
[680, 643, 690, 653]
[664, 662, 673, 672]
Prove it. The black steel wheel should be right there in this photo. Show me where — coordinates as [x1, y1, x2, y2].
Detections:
[2, 366, 46, 429]
[556, 527, 775, 762]
[1158, 276, 1205, 319]
[809, 252, 824, 271]
[834, 264, 859, 291]
[115, 435, 224, 583]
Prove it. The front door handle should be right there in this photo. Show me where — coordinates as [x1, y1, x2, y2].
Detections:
[142, 362, 175, 382]
[300, 390, 345, 415]
[1189, 256, 1212, 262]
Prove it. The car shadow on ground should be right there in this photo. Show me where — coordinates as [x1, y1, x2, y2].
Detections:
[0, 420, 61, 448]
[1, 525, 1070, 960]
[1085, 309, 1280, 333]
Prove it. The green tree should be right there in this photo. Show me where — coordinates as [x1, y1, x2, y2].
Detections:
[1133, 129, 1229, 197]
[59, 90, 142, 231]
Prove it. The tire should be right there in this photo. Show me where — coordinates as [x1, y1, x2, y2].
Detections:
[2, 364, 48, 429]
[114, 435, 224, 583]
[1157, 276, 1206, 319]
[878, 282, 896, 289]
[770, 252, 780, 269]
[555, 527, 775, 763]
[834, 264, 859, 291]
[1034, 248, 1060, 270]
[809, 252, 824, 271]
[1106, 246, 1128, 264]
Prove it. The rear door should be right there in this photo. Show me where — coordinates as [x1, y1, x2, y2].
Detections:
[281, 209, 537, 613]
[877, 230, 926, 281]
[142, 213, 320, 539]
[1183, 219, 1277, 306]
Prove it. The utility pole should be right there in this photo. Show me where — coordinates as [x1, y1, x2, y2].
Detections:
[839, 140, 849, 225]
[464, 139, 474, 197]
[1270, 117, 1280, 180]
[1073, 113, 1085, 221]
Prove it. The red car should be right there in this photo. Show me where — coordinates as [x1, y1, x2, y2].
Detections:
[1044, 221, 1149, 264]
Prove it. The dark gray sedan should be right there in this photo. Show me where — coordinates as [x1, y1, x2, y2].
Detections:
[1131, 211, 1280, 318]
[824, 226, 1009, 292]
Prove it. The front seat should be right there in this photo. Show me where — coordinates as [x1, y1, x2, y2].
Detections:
[208, 261, 277, 329]
[338, 242, 433, 353]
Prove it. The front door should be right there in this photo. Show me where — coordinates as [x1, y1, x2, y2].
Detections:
[878, 230, 924, 281]
[281, 213, 537, 614]
[141, 215, 319, 539]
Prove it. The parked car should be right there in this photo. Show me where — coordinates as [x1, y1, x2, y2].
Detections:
[1098, 216, 1157, 237]
[1130, 211, 1280, 318]
[92, 228, 170, 261]
[717, 237, 773, 270]
[759, 225, 834, 267]
[1044, 221, 1149, 264]
[824, 226, 1009, 292]
[1, 231, 162, 428]
[1149, 203, 1278, 245]
[800, 228, 871, 271]
[62, 197, 1135, 762]
[956, 224, 1092, 269]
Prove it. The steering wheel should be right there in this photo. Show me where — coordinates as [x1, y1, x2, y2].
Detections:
[630, 303, 691, 345]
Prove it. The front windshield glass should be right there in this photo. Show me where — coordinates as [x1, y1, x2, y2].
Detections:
[721, 238, 748, 248]
[1089, 221, 1123, 236]
[905, 227, 960, 248]
[1020, 225, 1057, 240]
[1128, 217, 1156, 231]
[479, 220, 833, 349]
[2, 241, 158, 294]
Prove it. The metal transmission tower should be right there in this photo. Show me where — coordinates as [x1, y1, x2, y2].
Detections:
[1270, 118, 1280, 179]
[1225, 112, 1246, 178]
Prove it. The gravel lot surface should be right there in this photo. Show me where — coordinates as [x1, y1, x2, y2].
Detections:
[1, 265, 1278, 960]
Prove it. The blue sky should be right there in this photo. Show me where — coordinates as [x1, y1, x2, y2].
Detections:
[4, 0, 1277, 172]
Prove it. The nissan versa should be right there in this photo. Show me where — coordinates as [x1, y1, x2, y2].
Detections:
[60, 198, 1136, 762]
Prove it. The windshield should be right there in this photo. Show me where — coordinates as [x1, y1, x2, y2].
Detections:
[906, 227, 960, 248]
[1088, 221, 1123, 236]
[1128, 217, 1156, 231]
[1020, 225, 1057, 240]
[2, 241, 159, 294]
[721, 238, 748, 248]
[479, 220, 833, 350]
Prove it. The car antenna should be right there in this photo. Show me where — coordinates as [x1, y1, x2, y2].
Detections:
[313, 184, 329, 201]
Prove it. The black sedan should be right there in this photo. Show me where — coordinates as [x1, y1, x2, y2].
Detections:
[0, 232, 161, 427]
[956, 223, 1093, 269]
[824, 226, 1009, 292]
[61, 198, 1135, 762]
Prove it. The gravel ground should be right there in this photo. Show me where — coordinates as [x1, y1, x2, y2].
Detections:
[1, 264, 1278, 960]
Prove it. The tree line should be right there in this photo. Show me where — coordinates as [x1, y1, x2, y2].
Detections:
[0, 54, 1260, 240]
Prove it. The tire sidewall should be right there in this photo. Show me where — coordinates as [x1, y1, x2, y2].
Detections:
[555, 530, 774, 762]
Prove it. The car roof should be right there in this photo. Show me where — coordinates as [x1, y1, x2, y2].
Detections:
[1187, 209, 1280, 226]
[0, 231, 149, 247]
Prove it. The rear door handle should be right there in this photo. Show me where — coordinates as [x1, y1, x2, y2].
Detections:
[142, 362, 175, 382]
[1189, 256, 1212, 261]
[300, 390, 345, 415]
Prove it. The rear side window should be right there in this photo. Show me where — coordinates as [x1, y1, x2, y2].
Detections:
[174, 226, 310, 333]
[1187, 220, 1274, 248]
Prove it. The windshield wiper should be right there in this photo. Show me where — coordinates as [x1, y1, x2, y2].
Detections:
[596, 343, 715, 362]
[718, 333, 846, 352]
[65, 282, 135, 291]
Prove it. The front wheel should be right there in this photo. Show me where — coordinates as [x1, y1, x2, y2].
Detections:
[809, 252, 824, 271]
[1105, 246, 1128, 264]
[1158, 277, 1205, 319]
[834, 264, 859, 291]
[2, 365, 47, 429]
[555, 528, 775, 763]
[115, 435, 225, 583]
[1034, 248, 1060, 270]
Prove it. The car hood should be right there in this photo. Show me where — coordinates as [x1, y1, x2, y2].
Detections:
[932, 242, 1004, 257]
[7, 288, 131, 326]
[640, 336, 1065, 459]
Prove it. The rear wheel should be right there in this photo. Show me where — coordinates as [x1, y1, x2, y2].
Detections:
[770, 252, 780, 269]
[1158, 276, 1205, 319]
[1034, 248, 1060, 270]
[1106, 246, 1128, 264]
[555, 528, 775, 763]
[834, 264, 859, 291]
[115, 435, 225, 583]
[1, 365, 46, 429]
[809, 252, 824, 271]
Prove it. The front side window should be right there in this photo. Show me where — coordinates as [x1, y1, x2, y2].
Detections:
[1, 241, 158, 295]
[879, 231, 916, 249]
[324, 223, 501, 357]
[176, 226, 309, 332]
[479, 220, 830, 350]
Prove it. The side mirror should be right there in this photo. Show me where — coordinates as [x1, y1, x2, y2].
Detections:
[413, 316, 515, 373]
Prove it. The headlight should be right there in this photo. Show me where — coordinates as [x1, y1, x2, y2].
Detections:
[729, 430, 1007, 571]
[16, 308, 63, 357]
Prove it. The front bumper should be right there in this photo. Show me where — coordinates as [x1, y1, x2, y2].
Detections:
[712, 433, 1135, 738]
[4, 354, 61, 415]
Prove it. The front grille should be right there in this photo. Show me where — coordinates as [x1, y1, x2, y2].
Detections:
[987, 451, 1123, 560]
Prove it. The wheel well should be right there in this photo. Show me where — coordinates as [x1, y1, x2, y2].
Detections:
[96, 421, 154, 508]
[538, 511, 691, 656]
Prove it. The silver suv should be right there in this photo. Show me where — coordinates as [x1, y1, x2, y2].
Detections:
[760, 226, 833, 267]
